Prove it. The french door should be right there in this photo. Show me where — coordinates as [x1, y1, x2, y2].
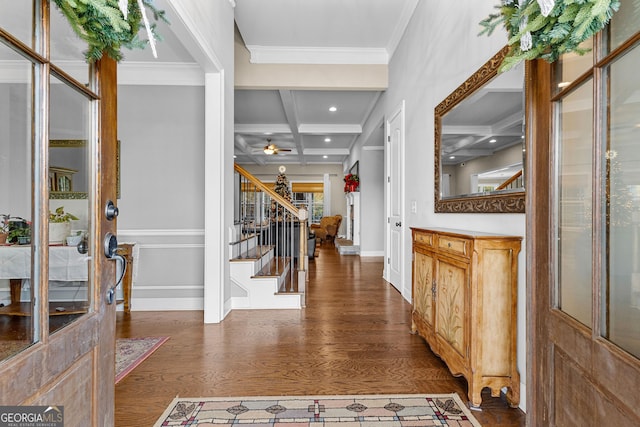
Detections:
[529, 2, 640, 425]
[0, 1, 118, 424]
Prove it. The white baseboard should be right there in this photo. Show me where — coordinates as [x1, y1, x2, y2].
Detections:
[130, 297, 203, 311]
[359, 251, 384, 257]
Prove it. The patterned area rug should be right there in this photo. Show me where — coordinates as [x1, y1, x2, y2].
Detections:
[153, 394, 481, 426]
[115, 336, 169, 384]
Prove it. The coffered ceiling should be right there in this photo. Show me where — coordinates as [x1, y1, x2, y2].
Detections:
[232, 0, 419, 166]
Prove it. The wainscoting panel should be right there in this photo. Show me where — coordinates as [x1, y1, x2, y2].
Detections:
[118, 229, 205, 311]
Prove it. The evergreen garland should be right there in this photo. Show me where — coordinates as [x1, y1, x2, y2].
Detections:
[53, 0, 167, 63]
[480, 0, 621, 71]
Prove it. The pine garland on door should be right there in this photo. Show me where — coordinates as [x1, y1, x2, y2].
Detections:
[52, 0, 167, 63]
[480, 0, 621, 71]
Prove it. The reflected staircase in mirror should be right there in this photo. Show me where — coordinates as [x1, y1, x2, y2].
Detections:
[231, 164, 308, 309]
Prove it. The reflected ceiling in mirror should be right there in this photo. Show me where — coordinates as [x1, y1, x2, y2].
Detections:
[434, 46, 525, 213]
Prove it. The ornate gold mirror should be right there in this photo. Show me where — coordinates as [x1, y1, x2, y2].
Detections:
[434, 46, 525, 213]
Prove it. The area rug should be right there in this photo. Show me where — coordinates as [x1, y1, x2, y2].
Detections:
[115, 336, 169, 384]
[153, 393, 481, 426]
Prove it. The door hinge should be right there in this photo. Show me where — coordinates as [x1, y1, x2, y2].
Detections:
[387, 217, 390, 223]
[387, 257, 390, 264]
[387, 176, 391, 183]
[387, 135, 391, 142]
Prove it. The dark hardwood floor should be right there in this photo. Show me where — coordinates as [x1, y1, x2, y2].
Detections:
[115, 243, 526, 426]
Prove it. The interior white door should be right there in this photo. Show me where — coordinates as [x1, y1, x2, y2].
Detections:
[386, 102, 404, 294]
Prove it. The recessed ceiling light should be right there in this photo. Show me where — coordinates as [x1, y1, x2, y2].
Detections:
[263, 132, 273, 135]
[329, 106, 337, 112]
[323, 155, 328, 159]
[449, 156, 456, 159]
[489, 139, 497, 143]
[233, 155, 237, 159]
[324, 137, 331, 142]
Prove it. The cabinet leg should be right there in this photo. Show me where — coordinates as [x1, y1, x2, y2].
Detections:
[469, 385, 483, 408]
[10, 279, 22, 305]
[505, 383, 520, 408]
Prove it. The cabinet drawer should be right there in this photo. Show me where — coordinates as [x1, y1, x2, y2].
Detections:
[437, 236, 470, 258]
[414, 231, 434, 247]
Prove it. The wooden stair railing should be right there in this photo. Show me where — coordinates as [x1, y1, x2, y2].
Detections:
[234, 164, 308, 302]
[495, 169, 523, 191]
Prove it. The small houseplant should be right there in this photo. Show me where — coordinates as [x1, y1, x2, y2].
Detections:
[49, 206, 79, 244]
[8, 224, 31, 245]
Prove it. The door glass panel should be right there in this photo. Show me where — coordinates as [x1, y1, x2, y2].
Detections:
[602, 45, 640, 358]
[555, 80, 594, 326]
[0, 42, 35, 360]
[50, 2, 90, 86]
[554, 39, 594, 95]
[609, 0, 640, 53]
[49, 75, 92, 334]
[0, 1, 32, 48]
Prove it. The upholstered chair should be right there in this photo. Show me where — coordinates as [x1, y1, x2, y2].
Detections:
[310, 215, 342, 244]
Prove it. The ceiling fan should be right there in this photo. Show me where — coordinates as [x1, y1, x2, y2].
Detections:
[263, 139, 292, 155]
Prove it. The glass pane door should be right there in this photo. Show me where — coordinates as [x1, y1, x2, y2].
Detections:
[602, 44, 640, 358]
[48, 75, 92, 333]
[555, 80, 594, 326]
[0, 42, 34, 360]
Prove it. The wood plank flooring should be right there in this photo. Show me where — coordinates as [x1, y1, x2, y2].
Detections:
[115, 244, 525, 426]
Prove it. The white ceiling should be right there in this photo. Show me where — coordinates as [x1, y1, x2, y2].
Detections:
[233, 0, 419, 166]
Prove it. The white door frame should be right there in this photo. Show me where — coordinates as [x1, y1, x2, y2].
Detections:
[384, 101, 406, 299]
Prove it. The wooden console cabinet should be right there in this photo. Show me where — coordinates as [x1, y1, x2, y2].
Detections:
[410, 227, 521, 407]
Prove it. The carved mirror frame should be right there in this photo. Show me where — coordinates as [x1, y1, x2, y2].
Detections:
[434, 46, 525, 213]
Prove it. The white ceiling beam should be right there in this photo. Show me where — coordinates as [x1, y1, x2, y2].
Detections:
[442, 125, 492, 135]
[298, 124, 362, 134]
[234, 124, 292, 134]
[303, 148, 350, 155]
[279, 89, 306, 166]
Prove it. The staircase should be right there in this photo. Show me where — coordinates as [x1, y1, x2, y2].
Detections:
[230, 164, 308, 309]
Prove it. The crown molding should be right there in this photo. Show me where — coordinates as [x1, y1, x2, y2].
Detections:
[246, 45, 388, 65]
[118, 61, 203, 85]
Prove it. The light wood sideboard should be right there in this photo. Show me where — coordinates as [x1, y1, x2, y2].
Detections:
[410, 227, 522, 407]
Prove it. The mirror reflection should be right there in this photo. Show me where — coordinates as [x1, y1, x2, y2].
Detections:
[441, 63, 524, 197]
[435, 46, 526, 213]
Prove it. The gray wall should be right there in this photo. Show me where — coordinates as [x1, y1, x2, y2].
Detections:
[116, 85, 206, 309]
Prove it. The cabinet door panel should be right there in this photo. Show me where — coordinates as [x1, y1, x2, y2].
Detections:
[414, 251, 434, 326]
[436, 259, 468, 356]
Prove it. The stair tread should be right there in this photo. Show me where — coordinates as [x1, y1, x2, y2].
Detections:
[230, 245, 273, 261]
[253, 256, 290, 278]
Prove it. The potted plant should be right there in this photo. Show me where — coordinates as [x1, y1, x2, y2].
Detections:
[8, 224, 31, 245]
[49, 206, 79, 245]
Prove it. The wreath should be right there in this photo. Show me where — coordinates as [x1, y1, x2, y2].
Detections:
[53, 0, 167, 63]
[480, 0, 621, 71]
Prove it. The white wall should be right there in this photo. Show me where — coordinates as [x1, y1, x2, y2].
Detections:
[360, 136, 385, 257]
[365, 0, 528, 411]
